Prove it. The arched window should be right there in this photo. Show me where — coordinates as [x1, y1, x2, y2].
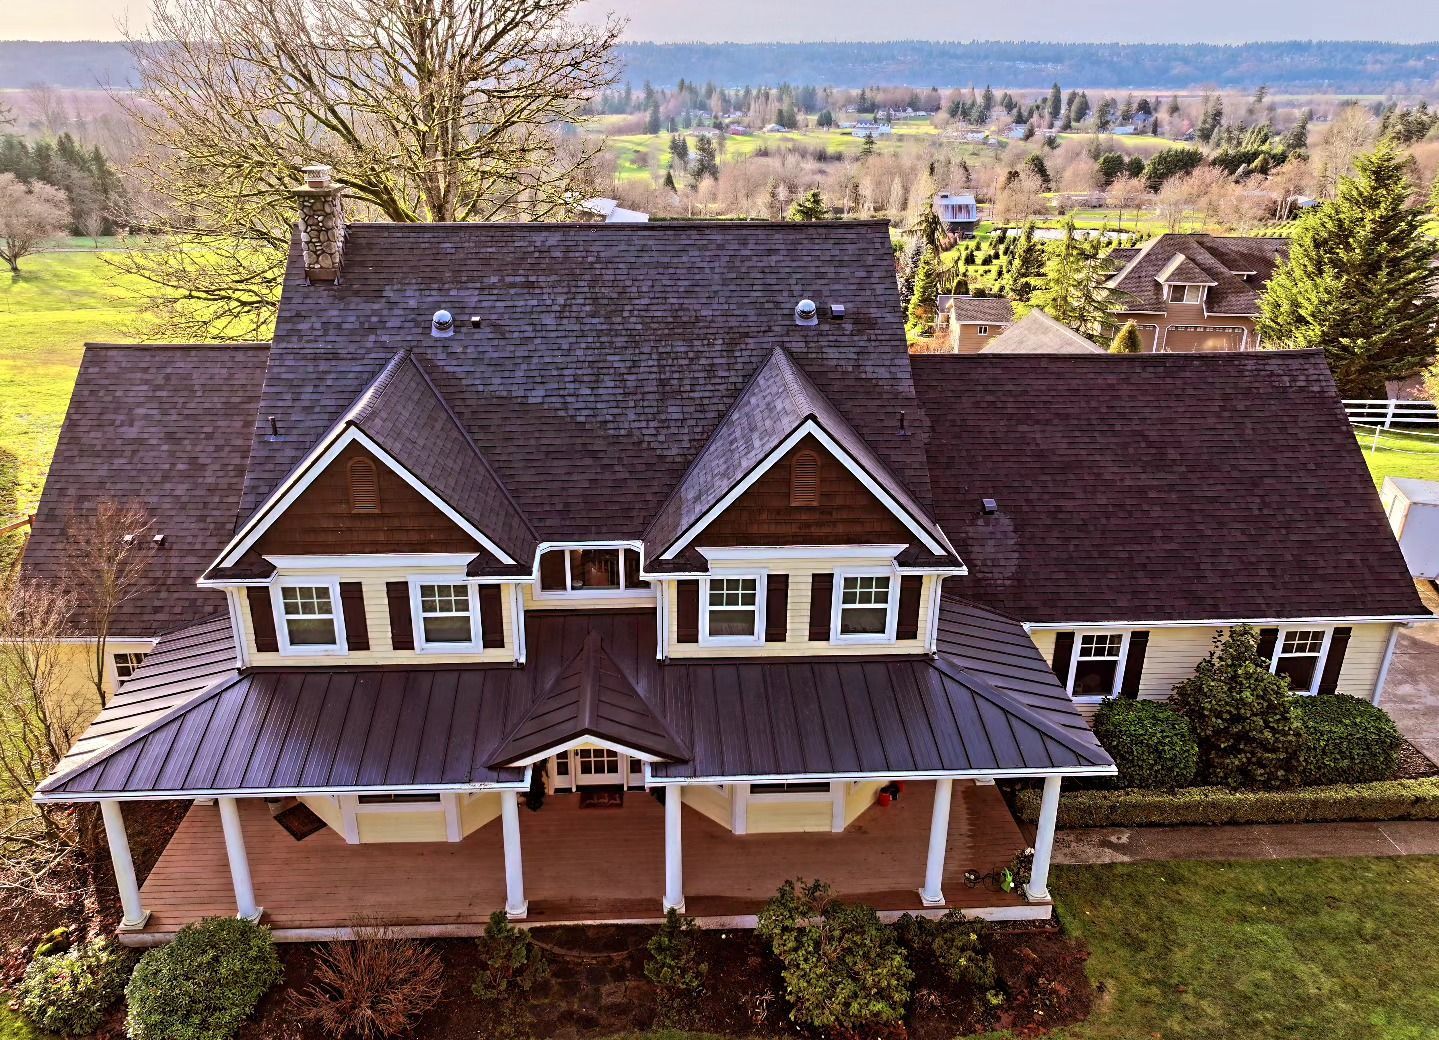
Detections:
[789, 449, 820, 507]
[347, 457, 381, 514]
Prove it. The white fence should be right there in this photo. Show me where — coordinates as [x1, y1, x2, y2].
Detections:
[1343, 399, 1439, 429]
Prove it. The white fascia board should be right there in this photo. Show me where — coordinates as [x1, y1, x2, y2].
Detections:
[660, 419, 948, 560]
[699, 544, 909, 561]
[53, 636, 157, 646]
[34, 779, 530, 805]
[214, 426, 515, 569]
[502, 734, 666, 768]
[1024, 614, 1437, 631]
[264, 553, 479, 571]
[646, 764, 1117, 786]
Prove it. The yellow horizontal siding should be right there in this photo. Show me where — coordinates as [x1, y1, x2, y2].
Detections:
[355, 809, 449, 843]
[521, 582, 656, 612]
[682, 785, 732, 829]
[746, 799, 833, 833]
[298, 795, 344, 832]
[459, 792, 502, 835]
[844, 781, 885, 825]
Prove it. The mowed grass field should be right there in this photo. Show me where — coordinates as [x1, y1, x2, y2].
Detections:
[1356, 427, 1439, 489]
[0, 247, 148, 568]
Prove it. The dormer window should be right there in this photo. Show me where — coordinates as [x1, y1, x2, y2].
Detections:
[410, 580, 482, 650]
[537, 546, 649, 596]
[790, 450, 820, 507]
[1166, 284, 1204, 305]
[275, 581, 345, 653]
[701, 574, 765, 645]
[347, 458, 380, 513]
[831, 570, 898, 642]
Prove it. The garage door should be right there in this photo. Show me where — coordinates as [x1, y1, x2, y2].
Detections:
[1162, 325, 1247, 352]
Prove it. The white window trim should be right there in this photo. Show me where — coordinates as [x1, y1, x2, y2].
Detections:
[700, 572, 768, 647]
[747, 781, 833, 802]
[271, 578, 347, 656]
[1067, 630, 1132, 704]
[110, 651, 149, 685]
[830, 568, 900, 645]
[977, 324, 989, 336]
[408, 577, 484, 653]
[1269, 626, 1333, 696]
[532, 542, 655, 600]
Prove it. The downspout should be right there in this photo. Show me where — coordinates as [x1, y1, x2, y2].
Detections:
[1372, 623, 1406, 706]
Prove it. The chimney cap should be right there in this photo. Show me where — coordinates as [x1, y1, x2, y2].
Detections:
[300, 164, 334, 190]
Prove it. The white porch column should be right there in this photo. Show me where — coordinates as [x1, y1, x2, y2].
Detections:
[218, 797, 262, 922]
[663, 786, 685, 912]
[1026, 776, 1062, 901]
[500, 789, 528, 919]
[919, 778, 954, 907]
[730, 783, 749, 835]
[100, 800, 150, 930]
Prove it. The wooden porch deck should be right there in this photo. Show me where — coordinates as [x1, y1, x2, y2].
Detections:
[129, 781, 1042, 944]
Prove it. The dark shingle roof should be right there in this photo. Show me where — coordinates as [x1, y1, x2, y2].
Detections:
[22, 345, 269, 636]
[979, 310, 1103, 354]
[913, 351, 1427, 623]
[239, 221, 938, 545]
[1107, 233, 1289, 316]
[946, 297, 1014, 324]
[39, 604, 1111, 798]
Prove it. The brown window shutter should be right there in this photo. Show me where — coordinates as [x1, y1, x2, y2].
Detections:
[1316, 626, 1352, 695]
[765, 575, 789, 642]
[340, 582, 369, 651]
[1051, 631, 1075, 685]
[790, 449, 820, 506]
[347, 457, 380, 513]
[808, 573, 834, 642]
[1119, 630, 1149, 698]
[1256, 627, 1280, 664]
[479, 585, 505, 648]
[675, 580, 700, 643]
[247, 586, 278, 653]
[386, 581, 415, 650]
[896, 575, 924, 640]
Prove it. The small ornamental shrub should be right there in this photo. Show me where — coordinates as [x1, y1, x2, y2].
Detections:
[644, 908, 708, 1021]
[293, 925, 444, 1039]
[1093, 698, 1199, 789]
[895, 911, 999, 1003]
[756, 878, 913, 1032]
[125, 916, 280, 1040]
[1171, 625, 1304, 789]
[17, 936, 133, 1035]
[472, 911, 548, 1004]
[1295, 696, 1402, 785]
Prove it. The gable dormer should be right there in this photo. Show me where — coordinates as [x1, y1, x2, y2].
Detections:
[1155, 252, 1218, 308]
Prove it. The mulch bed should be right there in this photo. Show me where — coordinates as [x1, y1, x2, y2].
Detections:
[1395, 738, 1438, 780]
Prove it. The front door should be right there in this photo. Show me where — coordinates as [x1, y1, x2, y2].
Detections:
[572, 747, 623, 787]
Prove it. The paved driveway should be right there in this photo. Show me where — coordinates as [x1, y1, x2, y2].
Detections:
[1380, 620, 1439, 763]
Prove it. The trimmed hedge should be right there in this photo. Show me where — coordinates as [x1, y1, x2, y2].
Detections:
[1295, 695, 1401, 785]
[1015, 778, 1439, 829]
[1093, 699, 1198, 789]
[125, 917, 280, 1040]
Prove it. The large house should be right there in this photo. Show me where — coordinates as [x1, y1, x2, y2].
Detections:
[933, 192, 980, 236]
[1105, 233, 1290, 351]
[25, 170, 1424, 945]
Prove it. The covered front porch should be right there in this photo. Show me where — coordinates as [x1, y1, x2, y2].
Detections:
[112, 779, 1055, 944]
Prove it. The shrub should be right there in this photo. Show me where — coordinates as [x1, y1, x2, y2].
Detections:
[1295, 696, 1402, 785]
[895, 910, 999, 1003]
[756, 878, 912, 1031]
[125, 917, 280, 1040]
[644, 908, 708, 1021]
[17, 937, 133, 1035]
[1171, 625, 1303, 788]
[293, 925, 444, 1039]
[1014, 777, 1439, 828]
[1093, 698, 1199, 789]
[472, 911, 548, 1004]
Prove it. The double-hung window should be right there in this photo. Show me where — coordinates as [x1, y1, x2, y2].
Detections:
[1271, 628, 1330, 695]
[832, 571, 898, 642]
[701, 574, 765, 645]
[1068, 632, 1128, 701]
[275, 581, 345, 653]
[410, 580, 481, 651]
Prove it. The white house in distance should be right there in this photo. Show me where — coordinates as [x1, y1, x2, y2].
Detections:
[933, 192, 980, 236]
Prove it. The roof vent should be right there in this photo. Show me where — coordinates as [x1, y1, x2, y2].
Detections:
[151, 533, 167, 548]
[827, 303, 846, 321]
[981, 498, 999, 515]
[794, 299, 819, 327]
[431, 309, 454, 338]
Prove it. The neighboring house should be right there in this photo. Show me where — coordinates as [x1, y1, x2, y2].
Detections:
[24, 174, 1421, 946]
[852, 122, 894, 137]
[978, 310, 1104, 354]
[580, 198, 650, 223]
[933, 192, 980, 236]
[1105, 233, 1289, 352]
[937, 295, 1013, 352]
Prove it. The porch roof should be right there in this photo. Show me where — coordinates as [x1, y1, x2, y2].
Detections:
[39, 600, 1110, 800]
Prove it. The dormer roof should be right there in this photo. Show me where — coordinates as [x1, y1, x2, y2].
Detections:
[1155, 253, 1217, 286]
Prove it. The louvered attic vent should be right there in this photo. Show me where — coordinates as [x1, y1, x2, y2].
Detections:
[348, 457, 381, 513]
[790, 449, 820, 506]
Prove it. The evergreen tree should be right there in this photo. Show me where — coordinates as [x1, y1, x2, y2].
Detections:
[917, 205, 944, 255]
[646, 100, 661, 135]
[1258, 143, 1439, 396]
[861, 132, 877, 158]
[1032, 217, 1123, 341]
[788, 188, 828, 221]
[1002, 223, 1046, 304]
[668, 133, 689, 167]
[898, 234, 925, 304]
[817, 109, 834, 128]
[663, 168, 676, 191]
[1023, 153, 1051, 189]
[690, 135, 720, 184]
[1110, 320, 1143, 353]
[906, 247, 941, 334]
[1048, 82, 1063, 121]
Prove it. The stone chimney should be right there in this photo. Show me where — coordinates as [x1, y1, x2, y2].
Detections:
[294, 164, 346, 282]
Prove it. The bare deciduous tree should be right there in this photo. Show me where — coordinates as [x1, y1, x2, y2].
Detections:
[993, 169, 1046, 222]
[1105, 173, 1147, 230]
[62, 500, 155, 711]
[0, 173, 69, 274]
[115, 0, 622, 340]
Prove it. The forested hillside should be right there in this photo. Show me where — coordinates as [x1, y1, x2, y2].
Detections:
[2, 39, 1438, 93]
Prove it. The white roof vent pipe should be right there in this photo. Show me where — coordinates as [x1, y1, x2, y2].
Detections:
[794, 299, 819, 327]
[431, 309, 454, 338]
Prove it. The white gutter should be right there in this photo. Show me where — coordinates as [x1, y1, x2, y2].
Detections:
[645, 764, 1117, 786]
[1024, 614, 1437, 631]
[1372, 622, 1408, 706]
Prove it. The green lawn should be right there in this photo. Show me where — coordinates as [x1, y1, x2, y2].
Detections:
[1355, 428, 1439, 489]
[0, 1004, 53, 1040]
[1043, 858, 1439, 1040]
[0, 249, 148, 568]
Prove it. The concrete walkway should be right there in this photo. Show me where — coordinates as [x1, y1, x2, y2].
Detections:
[1054, 820, 1439, 865]
[1379, 618, 1439, 764]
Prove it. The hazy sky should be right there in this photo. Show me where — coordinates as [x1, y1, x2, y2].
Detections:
[2, 0, 1436, 43]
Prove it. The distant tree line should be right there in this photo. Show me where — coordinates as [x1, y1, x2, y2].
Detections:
[0, 133, 124, 239]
